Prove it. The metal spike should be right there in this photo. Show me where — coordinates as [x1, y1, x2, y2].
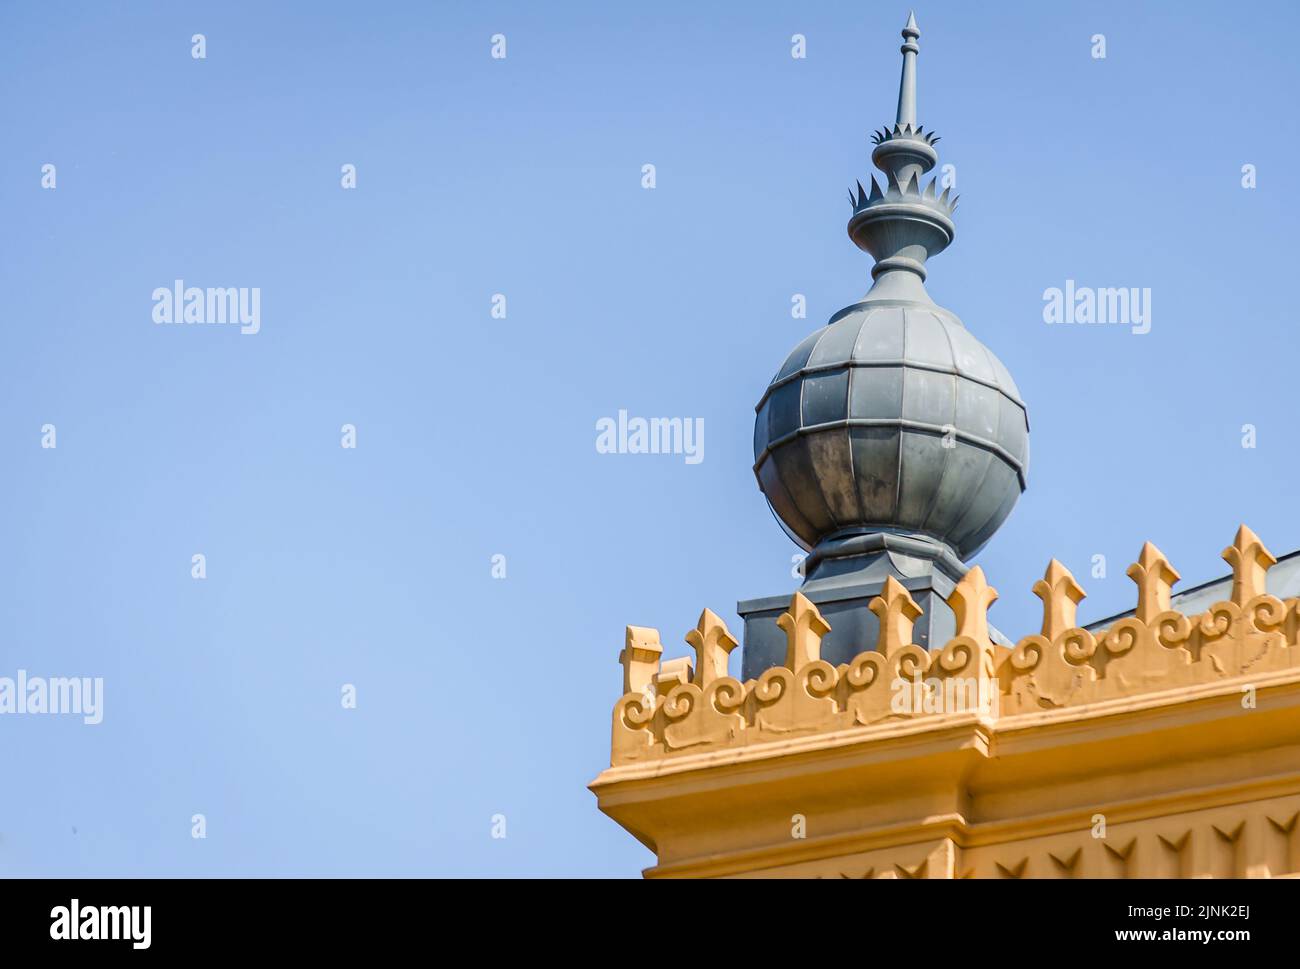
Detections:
[868, 176, 883, 202]
[930, 136, 941, 145]
[885, 169, 902, 200]
[924, 177, 937, 199]
[856, 180, 867, 205]
[939, 186, 951, 204]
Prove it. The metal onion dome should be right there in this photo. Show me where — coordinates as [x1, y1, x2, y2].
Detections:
[753, 11, 1029, 588]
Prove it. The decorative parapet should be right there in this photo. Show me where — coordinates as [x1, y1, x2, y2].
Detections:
[609, 525, 1300, 766]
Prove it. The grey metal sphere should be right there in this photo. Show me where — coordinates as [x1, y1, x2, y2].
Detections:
[753, 300, 1029, 561]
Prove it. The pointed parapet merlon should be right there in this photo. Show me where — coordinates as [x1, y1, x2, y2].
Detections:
[949, 566, 998, 646]
[777, 591, 831, 670]
[1223, 524, 1277, 607]
[685, 609, 739, 688]
[1034, 560, 1085, 641]
[621, 625, 663, 696]
[1127, 542, 1181, 624]
[868, 576, 922, 658]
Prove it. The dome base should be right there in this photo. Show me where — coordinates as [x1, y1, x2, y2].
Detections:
[801, 526, 967, 591]
[736, 538, 1009, 681]
[736, 570, 951, 682]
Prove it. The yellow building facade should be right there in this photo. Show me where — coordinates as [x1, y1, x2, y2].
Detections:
[591, 527, 1300, 878]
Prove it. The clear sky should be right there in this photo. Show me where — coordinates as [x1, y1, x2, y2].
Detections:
[0, 0, 1296, 876]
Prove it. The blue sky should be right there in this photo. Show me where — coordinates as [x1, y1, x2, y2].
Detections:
[0, 0, 1295, 876]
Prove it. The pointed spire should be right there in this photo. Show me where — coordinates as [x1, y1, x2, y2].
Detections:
[851, 14, 951, 291]
[895, 12, 921, 128]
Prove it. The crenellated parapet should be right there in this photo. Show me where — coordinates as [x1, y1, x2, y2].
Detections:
[1001, 526, 1297, 713]
[608, 525, 1300, 766]
[612, 566, 1003, 764]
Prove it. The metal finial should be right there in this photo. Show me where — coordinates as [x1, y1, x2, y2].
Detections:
[896, 12, 920, 127]
[854, 14, 950, 289]
[748, 11, 1029, 683]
